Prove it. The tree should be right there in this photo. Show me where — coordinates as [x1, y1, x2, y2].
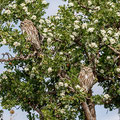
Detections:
[0, 0, 120, 119]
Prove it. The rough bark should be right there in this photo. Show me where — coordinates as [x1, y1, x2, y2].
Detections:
[82, 102, 93, 120]
[82, 89, 96, 120]
[88, 90, 96, 120]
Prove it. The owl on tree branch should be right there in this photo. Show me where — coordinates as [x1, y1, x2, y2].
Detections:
[78, 66, 95, 92]
[20, 19, 42, 55]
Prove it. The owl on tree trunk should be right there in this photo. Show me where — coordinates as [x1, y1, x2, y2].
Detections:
[78, 66, 95, 92]
[20, 19, 42, 52]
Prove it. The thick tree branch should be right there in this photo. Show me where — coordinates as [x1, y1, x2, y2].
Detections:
[82, 102, 93, 120]
[74, 37, 91, 64]
[87, 90, 96, 120]
[28, 102, 44, 120]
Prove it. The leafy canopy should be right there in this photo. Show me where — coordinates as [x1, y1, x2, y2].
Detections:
[0, 0, 120, 119]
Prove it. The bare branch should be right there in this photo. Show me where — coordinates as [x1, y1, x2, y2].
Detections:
[108, 45, 120, 55]
[77, 2, 97, 11]
[0, 51, 37, 63]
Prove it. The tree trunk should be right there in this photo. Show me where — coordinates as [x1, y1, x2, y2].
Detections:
[82, 102, 93, 120]
[82, 89, 96, 120]
[88, 90, 96, 120]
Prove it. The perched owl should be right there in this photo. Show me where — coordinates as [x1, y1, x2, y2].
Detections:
[20, 19, 41, 51]
[78, 66, 95, 92]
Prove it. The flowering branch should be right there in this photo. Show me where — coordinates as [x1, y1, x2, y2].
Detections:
[77, 2, 97, 11]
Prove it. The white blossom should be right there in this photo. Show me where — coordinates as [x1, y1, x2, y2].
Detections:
[48, 67, 52, 73]
[70, 35, 75, 40]
[26, 12, 30, 15]
[75, 85, 81, 89]
[58, 82, 64, 87]
[32, 67, 36, 71]
[117, 12, 120, 17]
[24, 67, 29, 72]
[87, 28, 95, 32]
[72, 32, 78, 36]
[116, 68, 120, 72]
[8, 4, 13, 7]
[60, 109, 65, 114]
[64, 83, 68, 87]
[2, 74, 7, 79]
[109, 38, 116, 44]
[23, 6, 28, 12]
[38, 25, 42, 29]
[104, 94, 110, 100]
[30, 74, 35, 79]
[100, 69, 104, 74]
[42, 0, 47, 5]
[94, 19, 98, 23]
[20, 3, 26, 7]
[82, 23, 88, 29]
[102, 37, 107, 42]
[55, 16, 60, 19]
[80, 88, 85, 92]
[88, 0, 92, 6]
[95, 59, 99, 64]
[47, 38, 52, 43]
[39, 19, 44, 24]
[100, 29, 106, 35]
[111, 4, 115, 8]
[68, 2, 74, 7]
[43, 33, 47, 37]
[31, 15, 36, 20]
[13, 42, 20, 47]
[59, 52, 63, 55]
[0, 97, 2, 101]
[71, 109, 76, 111]
[7, 69, 12, 72]
[95, 6, 100, 11]
[13, 4, 17, 9]
[65, 105, 69, 109]
[74, 25, 80, 29]
[46, 19, 51, 24]
[114, 32, 120, 38]
[25, 0, 34, 3]
[48, 33, 53, 37]
[4, 10, 11, 15]
[106, 56, 111, 60]
[43, 28, 48, 32]
[74, 20, 79, 24]
[107, 30, 112, 35]
[60, 91, 65, 97]
[0, 39, 7, 45]
[89, 42, 98, 48]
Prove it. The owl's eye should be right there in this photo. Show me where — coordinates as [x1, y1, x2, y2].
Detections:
[20, 22, 24, 27]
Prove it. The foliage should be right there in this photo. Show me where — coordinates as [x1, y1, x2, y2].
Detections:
[0, 0, 120, 119]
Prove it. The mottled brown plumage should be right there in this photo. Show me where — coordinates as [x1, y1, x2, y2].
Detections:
[20, 19, 41, 51]
[78, 66, 95, 91]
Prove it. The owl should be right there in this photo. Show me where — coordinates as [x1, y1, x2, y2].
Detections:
[78, 66, 95, 92]
[20, 19, 41, 51]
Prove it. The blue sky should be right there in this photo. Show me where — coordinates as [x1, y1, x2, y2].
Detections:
[0, 0, 119, 120]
